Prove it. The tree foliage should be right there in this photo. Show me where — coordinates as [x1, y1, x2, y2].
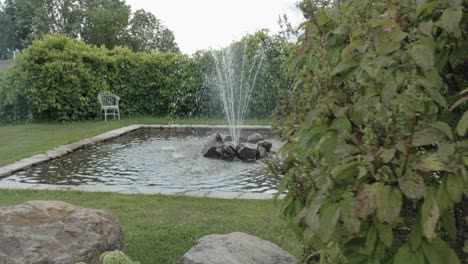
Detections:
[273, 0, 468, 263]
[127, 9, 179, 53]
[0, 0, 178, 58]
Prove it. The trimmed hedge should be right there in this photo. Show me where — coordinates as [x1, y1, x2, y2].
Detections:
[0, 33, 291, 124]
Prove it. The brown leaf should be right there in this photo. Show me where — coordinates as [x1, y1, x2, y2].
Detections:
[354, 183, 383, 219]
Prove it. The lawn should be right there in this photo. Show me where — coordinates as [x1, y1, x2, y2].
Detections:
[0, 117, 271, 166]
[0, 117, 299, 263]
[0, 189, 302, 263]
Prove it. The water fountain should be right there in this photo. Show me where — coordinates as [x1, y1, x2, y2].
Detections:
[212, 43, 266, 143]
[202, 42, 273, 161]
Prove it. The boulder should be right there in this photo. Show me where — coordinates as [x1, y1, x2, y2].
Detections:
[237, 144, 258, 161]
[247, 133, 264, 144]
[177, 232, 298, 264]
[202, 133, 225, 159]
[257, 140, 272, 152]
[221, 134, 233, 143]
[0, 200, 124, 264]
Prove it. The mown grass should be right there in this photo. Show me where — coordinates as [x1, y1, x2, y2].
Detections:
[0, 189, 302, 264]
[0, 117, 271, 166]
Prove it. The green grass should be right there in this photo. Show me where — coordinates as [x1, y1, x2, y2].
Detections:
[0, 117, 271, 166]
[0, 189, 302, 264]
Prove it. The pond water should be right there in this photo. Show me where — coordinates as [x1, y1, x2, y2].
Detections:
[1, 128, 281, 193]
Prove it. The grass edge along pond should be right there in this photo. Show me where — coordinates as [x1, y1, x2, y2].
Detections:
[0, 189, 302, 263]
[0, 117, 271, 167]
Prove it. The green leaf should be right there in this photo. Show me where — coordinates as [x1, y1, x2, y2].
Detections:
[381, 148, 396, 163]
[319, 203, 341, 242]
[332, 60, 359, 76]
[409, 212, 423, 250]
[440, 210, 457, 240]
[398, 170, 425, 200]
[456, 111, 468, 136]
[416, 1, 442, 18]
[421, 238, 461, 264]
[414, 78, 447, 108]
[429, 121, 454, 141]
[419, 19, 433, 36]
[437, 8, 462, 34]
[319, 131, 338, 168]
[340, 198, 361, 234]
[412, 127, 447, 147]
[364, 225, 378, 255]
[377, 186, 403, 224]
[330, 116, 352, 133]
[413, 154, 454, 173]
[331, 161, 359, 183]
[332, 24, 348, 35]
[317, 9, 329, 27]
[410, 44, 434, 71]
[446, 174, 464, 203]
[394, 243, 425, 264]
[437, 143, 455, 163]
[354, 183, 383, 219]
[348, 96, 379, 126]
[436, 179, 453, 213]
[381, 82, 397, 107]
[376, 222, 393, 248]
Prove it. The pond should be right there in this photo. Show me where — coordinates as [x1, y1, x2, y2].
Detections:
[1, 128, 281, 193]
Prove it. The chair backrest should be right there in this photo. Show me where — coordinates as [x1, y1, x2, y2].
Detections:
[97, 91, 120, 106]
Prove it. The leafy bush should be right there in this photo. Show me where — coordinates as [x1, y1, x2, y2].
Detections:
[273, 0, 467, 263]
[0, 34, 204, 123]
[0, 32, 291, 123]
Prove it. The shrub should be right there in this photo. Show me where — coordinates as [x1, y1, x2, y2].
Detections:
[273, 0, 467, 263]
[0, 32, 292, 123]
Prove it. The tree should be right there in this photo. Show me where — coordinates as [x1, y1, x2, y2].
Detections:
[127, 9, 179, 53]
[81, 0, 130, 49]
[0, 0, 17, 58]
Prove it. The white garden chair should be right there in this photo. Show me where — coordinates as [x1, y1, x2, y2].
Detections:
[97, 91, 120, 122]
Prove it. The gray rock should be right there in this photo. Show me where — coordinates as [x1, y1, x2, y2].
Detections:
[257, 140, 273, 152]
[237, 144, 258, 161]
[177, 232, 298, 264]
[202, 133, 225, 159]
[0, 200, 124, 264]
[247, 133, 264, 144]
[223, 141, 238, 157]
[221, 134, 233, 143]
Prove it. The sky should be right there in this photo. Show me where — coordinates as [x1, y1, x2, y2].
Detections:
[125, 0, 304, 55]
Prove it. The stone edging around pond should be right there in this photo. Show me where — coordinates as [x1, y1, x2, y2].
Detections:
[0, 124, 281, 200]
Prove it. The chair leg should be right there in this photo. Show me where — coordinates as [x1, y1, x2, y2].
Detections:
[117, 108, 120, 120]
[104, 109, 107, 122]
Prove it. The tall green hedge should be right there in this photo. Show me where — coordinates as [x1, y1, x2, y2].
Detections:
[0, 33, 291, 123]
[0, 34, 202, 123]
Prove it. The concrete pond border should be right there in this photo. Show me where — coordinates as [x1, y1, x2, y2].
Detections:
[0, 124, 282, 200]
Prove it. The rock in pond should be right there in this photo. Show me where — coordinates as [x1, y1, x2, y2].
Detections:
[257, 140, 272, 152]
[202, 133, 225, 160]
[0, 200, 124, 264]
[176, 232, 298, 264]
[247, 133, 264, 144]
[237, 143, 258, 161]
